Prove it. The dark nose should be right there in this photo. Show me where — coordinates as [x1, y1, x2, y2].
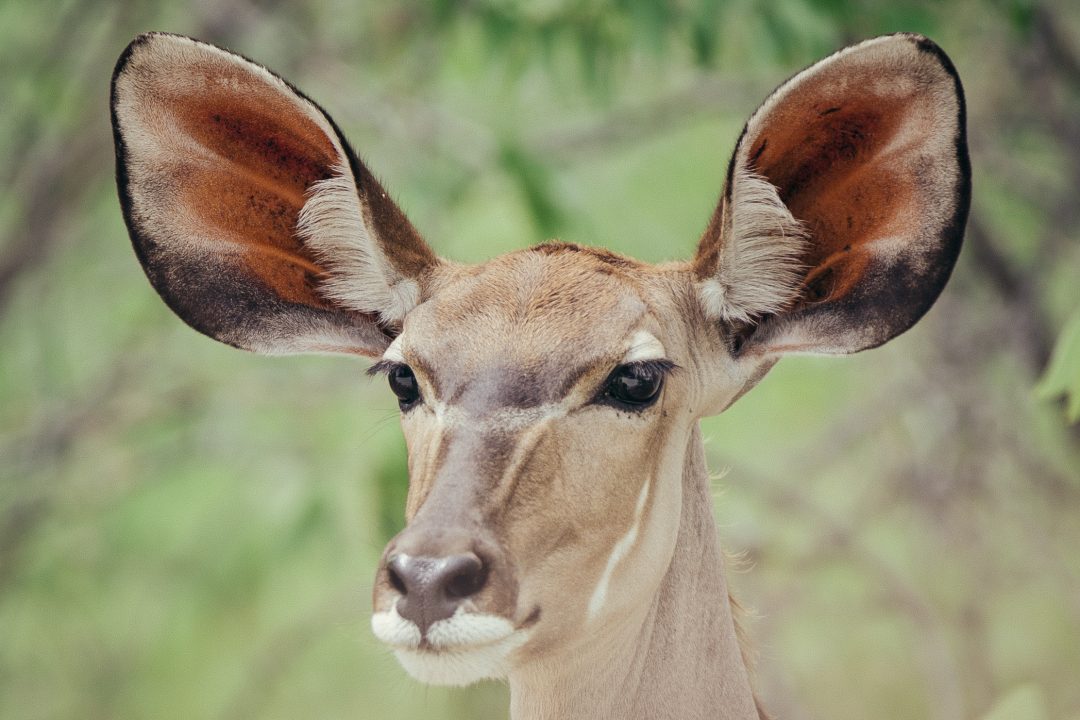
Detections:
[387, 553, 488, 632]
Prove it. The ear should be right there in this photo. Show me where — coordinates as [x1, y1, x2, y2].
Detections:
[111, 32, 439, 357]
[692, 34, 970, 356]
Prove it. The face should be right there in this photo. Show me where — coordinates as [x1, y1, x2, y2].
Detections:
[368, 245, 749, 684]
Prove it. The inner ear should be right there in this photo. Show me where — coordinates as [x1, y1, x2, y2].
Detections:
[112, 33, 439, 356]
[748, 80, 927, 307]
[164, 80, 343, 307]
[696, 35, 969, 357]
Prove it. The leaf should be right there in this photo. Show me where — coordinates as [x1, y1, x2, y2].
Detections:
[980, 685, 1049, 720]
[690, 0, 723, 67]
[1000, 0, 1037, 34]
[1036, 310, 1080, 422]
[499, 142, 566, 238]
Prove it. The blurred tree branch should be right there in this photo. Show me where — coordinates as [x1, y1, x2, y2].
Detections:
[0, 131, 103, 317]
[214, 585, 366, 720]
[730, 457, 968, 720]
[0, 332, 204, 593]
[963, 213, 1055, 372]
[1031, 3, 1080, 93]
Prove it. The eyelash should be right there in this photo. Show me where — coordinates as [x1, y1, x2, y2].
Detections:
[366, 360, 400, 377]
[369, 361, 422, 410]
[593, 359, 677, 411]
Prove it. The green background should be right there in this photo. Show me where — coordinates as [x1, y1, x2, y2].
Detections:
[2, 1, 1079, 718]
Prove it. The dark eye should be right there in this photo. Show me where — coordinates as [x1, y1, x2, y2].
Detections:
[603, 361, 669, 408]
[388, 365, 421, 408]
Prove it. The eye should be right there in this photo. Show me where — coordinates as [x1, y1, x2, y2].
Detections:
[602, 361, 672, 409]
[387, 364, 421, 408]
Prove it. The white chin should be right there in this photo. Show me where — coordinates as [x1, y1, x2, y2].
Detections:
[371, 608, 527, 686]
[393, 641, 517, 686]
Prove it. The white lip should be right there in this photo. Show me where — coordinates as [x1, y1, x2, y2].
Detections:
[429, 611, 521, 648]
[371, 606, 529, 686]
[370, 606, 423, 648]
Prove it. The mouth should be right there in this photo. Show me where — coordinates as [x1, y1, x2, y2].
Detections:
[371, 606, 536, 686]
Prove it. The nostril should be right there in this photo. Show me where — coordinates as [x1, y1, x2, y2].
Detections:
[444, 555, 487, 599]
[445, 570, 483, 598]
[386, 556, 408, 595]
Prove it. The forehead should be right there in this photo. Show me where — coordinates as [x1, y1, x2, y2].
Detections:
[399, 245, 654, 404]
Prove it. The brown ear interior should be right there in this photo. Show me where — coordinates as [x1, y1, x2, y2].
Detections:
[150, 66, 343, 308]
[750, 77, 928, 306]
[718, 35, 969, 355]
[113, 33, 402, 355]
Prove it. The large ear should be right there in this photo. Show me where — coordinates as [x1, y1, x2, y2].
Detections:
[692, 34, 970, 356]
[111, 32, 439, 356]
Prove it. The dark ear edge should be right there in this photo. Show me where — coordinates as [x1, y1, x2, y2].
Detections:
[698, 34, 970, 358]
[111, 33, 422, 357]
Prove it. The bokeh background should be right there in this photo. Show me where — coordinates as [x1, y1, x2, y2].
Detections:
[2, 1, 1079, 719]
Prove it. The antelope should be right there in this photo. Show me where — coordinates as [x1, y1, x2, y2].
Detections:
[111, 31, 969, 719]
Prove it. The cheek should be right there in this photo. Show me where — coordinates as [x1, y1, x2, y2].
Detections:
[501, 413, 682, 625]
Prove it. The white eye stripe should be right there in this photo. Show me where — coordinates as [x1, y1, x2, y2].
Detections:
[382, 335, 406, 363]
[622, 330, 666, 363]
[587, 473, 652, 620]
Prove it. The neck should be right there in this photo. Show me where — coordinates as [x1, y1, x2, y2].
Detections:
[508, 424, 761, 720]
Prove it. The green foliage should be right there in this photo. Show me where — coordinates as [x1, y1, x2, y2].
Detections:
[981, 685, 1049, 720]
[2, 1, 1079, 720]
[1038, 311, 1080, 422]
[499, 141, 568, 238]
[373, 433, 410, 543]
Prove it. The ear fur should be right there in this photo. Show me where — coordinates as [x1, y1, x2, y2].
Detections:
[297, 168, 422, 326]
[111, 32, 438, 356]
[695, 166, 809, 325]
[694, 33, 970, 356]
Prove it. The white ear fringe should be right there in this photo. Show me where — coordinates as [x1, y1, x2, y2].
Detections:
[297, 164, 420, 326]
[698, 168, 808, 325]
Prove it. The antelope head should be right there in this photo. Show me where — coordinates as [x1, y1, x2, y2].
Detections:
[112, 32, 968, 719]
